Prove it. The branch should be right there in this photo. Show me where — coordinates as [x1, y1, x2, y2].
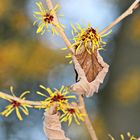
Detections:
[0, 91, 81, 109]
[99, 0, 140, 35]
[46, 0, 74, 53]
[79, 96, 98, 140]
[0, 92, 42, 106]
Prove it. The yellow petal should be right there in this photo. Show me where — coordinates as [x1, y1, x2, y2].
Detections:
[36, 91, 47, 97]
[20, 91, 30, 98]
[23, 104, 32, 108]
[20, 107, 29, 116]
[1, 105, 13, 116]
[120, 134, 125, 140]
[5, 104, 13, 109]
[68, 115, 72, 126]
[108, 134, 115, 140]
[69, 60, 73, 64]
[15, 107, 23, 121]
[73, 114, 80, 125]
[61, 47, 68, 51]
[5, 108, 15, 117]
[71, 24, 78, 33]
[34, 11, 43, 15]
[101, 30, 112, 37]
[53, 4, 60, 11]
[36, 23, 44, 33]
[65, 96, 76, 99]
[76, 23, 82, 30]
[60, 113, 66, 119]
[59, 86, 65, 92]
[40, 85, 47, 90]
[46, 88, 54, 95]
[36, 2, 45, 13]
[10, 86, 16, 97]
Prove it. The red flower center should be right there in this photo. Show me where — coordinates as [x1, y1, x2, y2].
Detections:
[67, 108, 75, 114]
[12, 101, 21, 107]
[51, 94, 66, 102]
[44, 13, 54, 23]
[82, 27, 98, 41]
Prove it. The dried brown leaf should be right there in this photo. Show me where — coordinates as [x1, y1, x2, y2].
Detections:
[71, 47, 109, 97]
[43, 106, 70, 140]
[75, 48, 103, 83]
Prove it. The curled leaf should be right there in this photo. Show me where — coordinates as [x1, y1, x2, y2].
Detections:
[71, 47, 109, 97]
[43, 105, 70, 140]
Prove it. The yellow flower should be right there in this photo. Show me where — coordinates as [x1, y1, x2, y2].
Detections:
[60, 103, 85, 126]
[33, 2, 64, 35]
[109, 132, 137, 140]
[0, 86, 32, 121]
[36, 85, 76, 110]
[64, 53, 73, 64]
[63, 23, 111, 54]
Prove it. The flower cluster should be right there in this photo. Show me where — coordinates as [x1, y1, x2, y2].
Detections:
[60, 102, 85, 126]
[69, 23, 111, 54]
[36, 85, 85, 125]
[109, 132, 138, 140]
[33, 2, 64, 35]
[0, 85, 85, 125]
[36, 85, 75, 109]
[0, 87, 32, 121]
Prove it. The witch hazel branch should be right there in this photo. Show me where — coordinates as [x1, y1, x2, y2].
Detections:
[0, 0, 140, 140]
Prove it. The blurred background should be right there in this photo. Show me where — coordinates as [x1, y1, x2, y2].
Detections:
[0, 0, 140, 140]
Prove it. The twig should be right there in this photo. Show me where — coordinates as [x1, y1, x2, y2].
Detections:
[0, 92, 42, 106]
[99, 0, 140, 35]
[46, 0, 74, 53]
[0, 91, 82, 109]
[79, 96, 98, 140]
